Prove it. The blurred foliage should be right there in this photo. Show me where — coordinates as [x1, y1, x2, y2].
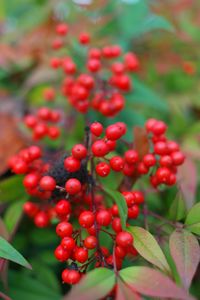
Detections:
[0, 0, 200, 299]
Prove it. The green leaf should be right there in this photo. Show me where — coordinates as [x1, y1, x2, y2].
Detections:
[0, 176, 26, 203]
[136, 14, 174, 37]
[128, 226, 171, 274]
[127, 78, 168, 112]
[64, 268, 115, 300]
[8, 270, 60, 300]
[185, 203, 200, 234]
[168, 193, 187, 221]
[4, 199, 27, 233]
[0, 237, 31, 269]
[104, 187, 128, 230]
[169, 229, 200, 289]
[120, 266, 193, 300]
[31, 261, 61, 293]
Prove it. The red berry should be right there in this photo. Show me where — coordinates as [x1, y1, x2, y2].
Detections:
[55, 200, 71, 216]
[79, 211, 95, 228]
[54, 245, 70, 261]
[106, 123, 126, 140]
[34, 211, 49, 228]
[39, 176, 56, 191]
[156, 167, 171, 184]
[23, 201, 38, 218]
[124, 150, 139, 164]
[145, 118, 157, 132]
[128, 205, 139, 219]
[116, 231, 133, 248]
[48, 126, 60, 139]
[90, 122, 103, 136]
[56, 221, 73, 238]
[110, 156, 124, 171]
[56, 23, 68, 36]
[96, 162, 110, 177]
[23, 173, 39, 189]
[28, 146, 42, 160]
[62, 269, 81, 284]
[122, 192, 135, 207]
[154, 142, 168, 155]
[160, 155, 173, 167]
[152, 121, 167, 135]
[12, 159, 28, 174]
[84, 236, 97, 249]
[72, 144, 87, 160]
[171, 151, 185, 165]
[75, 247, 88, 263]
[65, 178, 81, 195]
[96, 210, 111, 226]
[112, 218, 122, 232]
[64, 156, 81, 172]
[92, 140, 108, 157]
[143, 154, 156, 167]
[79, 32, 90, 44]
[61, 237, 75, 251]
[24, 115, 37, 128]
[132, 191, 144, 204]
[87, 59, 101, 72]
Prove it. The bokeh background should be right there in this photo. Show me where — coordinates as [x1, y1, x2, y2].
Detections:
[0, 0, 199, 299]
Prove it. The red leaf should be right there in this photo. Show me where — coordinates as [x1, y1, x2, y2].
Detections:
[133, 127, 149, 159]
[116, 279, 142, 300]
[177, 157, 197, 209]
[120, 266, 194, 300]
[169, 229, 200, 289]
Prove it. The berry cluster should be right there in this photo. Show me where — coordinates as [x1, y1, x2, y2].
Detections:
[10, 117, 184, 288]
[50, 23, 140, 116]
[24, 107, 61, 140]
[8, 22, 185, 298]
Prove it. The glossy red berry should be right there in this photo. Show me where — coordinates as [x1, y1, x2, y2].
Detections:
[56, 23, 68, 36]
[96, 210, 112, 226]
[96, 162, 110, 177]
[55, 200, 71, 216]
[112, 218, 122, 233]
[110, 156, 124, 171]
[92, 140, 108, 157]
[23, 173, 39, 189]
[90, 122, 103, 136]
[56, 221, 73, 238]
[143, 154, 156, 167]
[84, 236, 97, 249]
[54, 245, 70, 261]
[116, 231, 133, 248]
[171, 151, 185, 165]
[79, 211, 95, 228]
[64, 156, 81, 172]
[62, 269, 81, 284]
[61, 237, 75, 251]
[72, 144, 87, 160]
[65, 178, 81, 195]
[39, 176, 56, 191]
[124, 150, 139, 164]
[34, 211, 49, 228]
[79, 32, 90, 44]
[75, 247, 88, 263]
[23, 201, 38, 218]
